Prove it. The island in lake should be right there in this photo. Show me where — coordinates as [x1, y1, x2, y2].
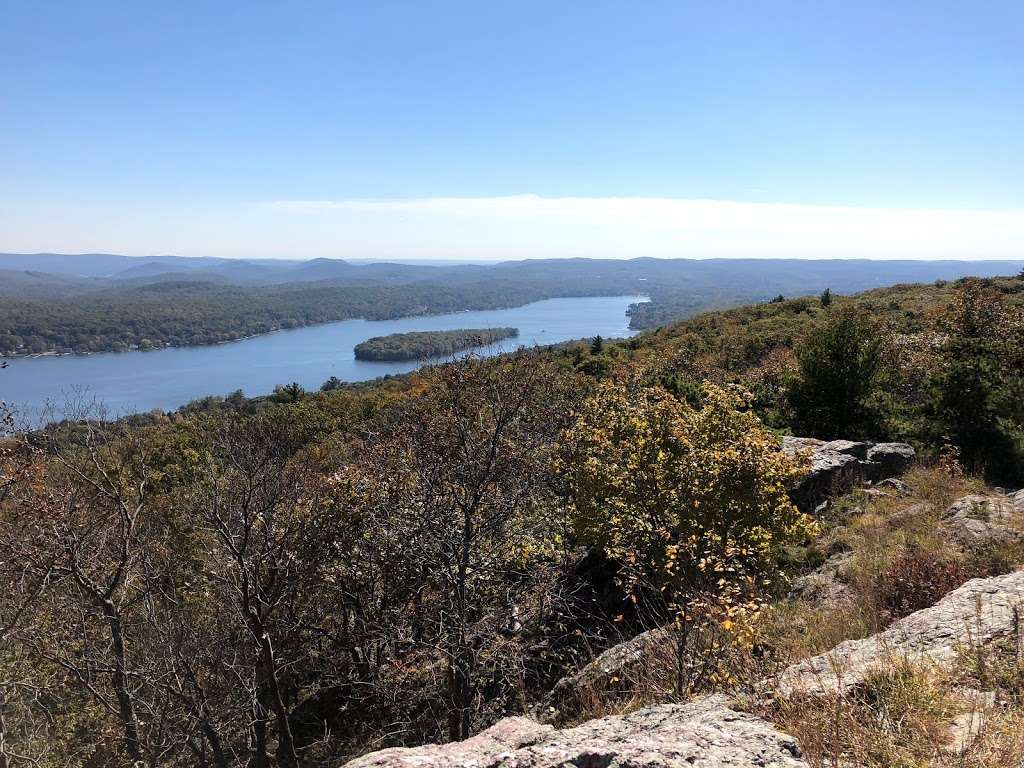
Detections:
[354, 327, 519, 361]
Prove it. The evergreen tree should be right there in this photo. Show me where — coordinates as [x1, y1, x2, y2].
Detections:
[787, 308, 886, 439]
[927, 280, 1024, 482]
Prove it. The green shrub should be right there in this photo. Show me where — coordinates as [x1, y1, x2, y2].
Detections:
[787, 308, 887, 440]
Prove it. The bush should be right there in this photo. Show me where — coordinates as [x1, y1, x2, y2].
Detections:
[926, 280, 1024, 484]
[874, 544, 970, 620]
[787, 308, 887, 440]
[557, 381, 815, 684]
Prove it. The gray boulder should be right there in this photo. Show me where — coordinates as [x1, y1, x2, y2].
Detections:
[782, 437, 916, 512]
[775, 569, 1024, 697]
[865, 443, 917, 479]
[544, 627, 670, 718]
[345, 717, 551, 768]
[346, 696, 807, 768]
[781, 437, 825, 454]
[943, 495, 1022, 548]
[820, 440, 870, 459]
[782, 438, 862, 512]
[787, 553, 853, 606]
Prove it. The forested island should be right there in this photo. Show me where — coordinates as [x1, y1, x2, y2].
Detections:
[354, 327, 519, 361]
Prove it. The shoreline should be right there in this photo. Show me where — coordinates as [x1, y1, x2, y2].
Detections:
[1, 294, 650, 360]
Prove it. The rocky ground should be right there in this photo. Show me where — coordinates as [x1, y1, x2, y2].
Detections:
[349, 697, 808, 768]
[781, 436, 917, 512]
[350, 565, 1023, 767]
[346, 445, 1024, 767]
[776, 569, 1024, 697]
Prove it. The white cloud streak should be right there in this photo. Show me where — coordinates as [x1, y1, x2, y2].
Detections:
[265, 195, 1024, 260]
[3, 196, 1022, 261]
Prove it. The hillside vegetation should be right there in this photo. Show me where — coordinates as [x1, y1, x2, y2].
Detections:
[0, 273, 1022, 767]
[354, 327, 519, 361]
[619, 276, 1024, 479]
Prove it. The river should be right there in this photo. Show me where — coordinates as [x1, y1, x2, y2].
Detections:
[0, 295, 645, 420]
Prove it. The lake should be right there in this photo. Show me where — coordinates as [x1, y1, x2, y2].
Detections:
[0, 295, 645, 420]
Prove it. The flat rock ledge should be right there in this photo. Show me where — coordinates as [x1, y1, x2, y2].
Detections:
[775, 569, 1024, 697]
[346, 695, 807, 768]
[781, 437, 916, 512]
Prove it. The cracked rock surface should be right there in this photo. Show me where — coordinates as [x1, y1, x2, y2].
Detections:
[776, 570, 1024, 697]
[943, 494, 1023, 547]
[346, 696, 808, 768]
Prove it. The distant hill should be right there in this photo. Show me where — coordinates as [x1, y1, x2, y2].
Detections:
[0, 253, 237, 277]
[4, 253, 1019, 290]
[0, 269, 103, 298]
[0, 253, 1020, 355]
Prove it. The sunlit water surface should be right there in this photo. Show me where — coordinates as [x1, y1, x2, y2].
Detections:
[1, 295, 646, 420]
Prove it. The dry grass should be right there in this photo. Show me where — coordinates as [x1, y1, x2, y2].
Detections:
[950, 710, 1024, 768]
[902, 465, 987, 512]
[761, 466, 1020, 669]
[764, 627, 1024, 768]
[757, 600, 880, 672]
[556, 616, 767, 723]
[955, 631, 1024, 707]
[767, 661, 958, 767]
[755, 465, 1024, 766]
[564, 465, 1024, 764]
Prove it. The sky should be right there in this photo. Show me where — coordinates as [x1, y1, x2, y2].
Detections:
[1, 1, 1022, 261]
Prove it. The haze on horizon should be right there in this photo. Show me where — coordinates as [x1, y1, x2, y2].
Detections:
[2, 1, 1021, 262]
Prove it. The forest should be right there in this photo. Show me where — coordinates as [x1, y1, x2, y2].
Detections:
[0, 282, 556, 356]
[353, 328, 518, 361]
[1, 274, 1023, 767]
[1, 255, 1019, 356]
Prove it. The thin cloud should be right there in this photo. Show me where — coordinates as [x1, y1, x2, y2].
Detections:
[4, 197, 1021, 261]
[265, 195, 1024, 260]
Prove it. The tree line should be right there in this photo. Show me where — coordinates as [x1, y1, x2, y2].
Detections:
[632, 276, 1024, 485]
[0, 281, 584, 356]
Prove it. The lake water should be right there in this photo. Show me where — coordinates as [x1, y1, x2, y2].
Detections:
[1, 295, 645, 420]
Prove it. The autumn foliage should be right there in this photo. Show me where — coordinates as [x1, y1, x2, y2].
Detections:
[557, 382, 815, 694]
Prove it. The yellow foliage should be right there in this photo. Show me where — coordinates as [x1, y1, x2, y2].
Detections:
[556, 381, 814, 606]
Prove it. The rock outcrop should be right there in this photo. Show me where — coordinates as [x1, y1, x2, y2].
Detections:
[544, 626, 669, 719]
[346, 717, 552, 768]
[865, 442, 917, 477]
[776, 569, 1024, 697]
[787, 553, 853, 606]
[781, 437, 916, 512]
[943, 494, 1023, 548]
[347, 695, 808, 768]
[346, 567, 1024, 767]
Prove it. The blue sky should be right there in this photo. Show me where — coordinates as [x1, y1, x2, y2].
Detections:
[2, 1, 1022, 259]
